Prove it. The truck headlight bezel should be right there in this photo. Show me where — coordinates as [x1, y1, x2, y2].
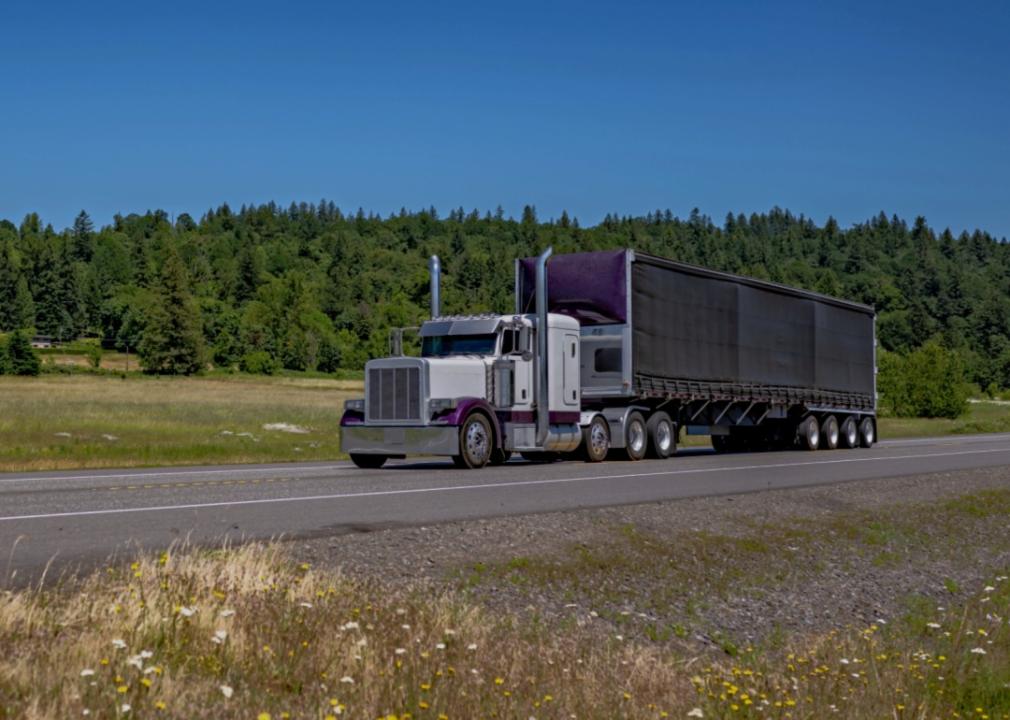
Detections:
[428, 398, 458, 416]
[344, 398, 365, 412]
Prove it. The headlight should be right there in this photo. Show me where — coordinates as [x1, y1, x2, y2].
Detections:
[344, 399, 365, 412]
[428, 398, 457, 414]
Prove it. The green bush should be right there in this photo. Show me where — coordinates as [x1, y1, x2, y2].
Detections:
[878, 339, 969, 419]
[239, 350, 279, 375]
[86, 344, 103, 369]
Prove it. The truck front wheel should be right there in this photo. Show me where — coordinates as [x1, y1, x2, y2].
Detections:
[489, 448, 512, 465]
[350, 454, 387, 469]
[453, 413, 493, 469]
[646, 412, 676, 459]
[623, 412, 648, 461]
[581, 415, 610, 462]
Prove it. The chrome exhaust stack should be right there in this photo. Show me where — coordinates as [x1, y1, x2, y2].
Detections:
[535, 246, 553, 446]
[428, 255, 441, 318]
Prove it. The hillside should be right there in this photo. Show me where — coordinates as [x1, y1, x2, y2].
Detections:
[1, 205, 1007, 387]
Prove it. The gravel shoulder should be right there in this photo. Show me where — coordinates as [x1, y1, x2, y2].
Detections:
[294, 464, 1010, 651]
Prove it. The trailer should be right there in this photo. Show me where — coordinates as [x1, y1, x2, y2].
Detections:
[340, 248, 877, 468]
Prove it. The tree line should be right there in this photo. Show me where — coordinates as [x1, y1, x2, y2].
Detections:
[0, 204, 1007, 402]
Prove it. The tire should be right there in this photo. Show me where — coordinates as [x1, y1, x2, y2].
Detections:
[820, 415, 840, 450]
[581, 415, 610, 463]
[711, 434, 732, 453]
[798, 416, 820, 451]
[859, 417, 876, 448]
[453, 413, 493, 469]
[489, 448, 512, 466]
[646, 412, 676, 459]
[622, 411, 647, 461]
[350, 453, 387, 469]
[840, 417, 859, 449]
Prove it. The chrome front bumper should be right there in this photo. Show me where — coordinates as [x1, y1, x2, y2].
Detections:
[340, 425, 460, 456]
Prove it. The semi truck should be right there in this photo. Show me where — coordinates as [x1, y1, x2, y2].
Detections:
[340, 248, 877, 469]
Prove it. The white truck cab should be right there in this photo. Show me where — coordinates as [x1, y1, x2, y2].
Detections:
[340, 261, 584, 469]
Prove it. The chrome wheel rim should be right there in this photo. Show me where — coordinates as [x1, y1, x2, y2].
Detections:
[656, 420, 673, 453]
[807, 422, 819, 448]
[590, 422, 609, 456]
[466, 421, 489, 461]
[846, 424, 857, 446]
[628, 421, 646, 454]
[862, 422, 874, 445]
[827, 422, 838, 447]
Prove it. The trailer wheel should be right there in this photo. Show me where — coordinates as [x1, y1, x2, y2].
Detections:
[489, 448, 512, 466]
[840, 417, 859, 449]
[859, 417, 876, 448]
[622, 412, 647, 461]
[453, 413, 493, 469]
[798, 416, 820, 451]
[646, 412, 676, 459]
[820, 415, 840, 450]
[350, 453, 387, 469]
[579, 415, 610, 463]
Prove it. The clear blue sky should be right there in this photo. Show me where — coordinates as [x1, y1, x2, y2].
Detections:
[1, 0, 1008, 238]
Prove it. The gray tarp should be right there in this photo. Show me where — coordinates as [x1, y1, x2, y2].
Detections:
[631, 257, 875, 396]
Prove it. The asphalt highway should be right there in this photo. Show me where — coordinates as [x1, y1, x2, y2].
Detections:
[2, 432, 1009, 582]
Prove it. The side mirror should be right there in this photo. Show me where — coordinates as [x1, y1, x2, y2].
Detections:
[516, 326, 531, 356]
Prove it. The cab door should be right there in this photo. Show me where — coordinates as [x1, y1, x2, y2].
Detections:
[562, 333, 580, 408]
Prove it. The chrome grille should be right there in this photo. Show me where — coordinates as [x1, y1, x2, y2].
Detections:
[367, 366, 421, 421]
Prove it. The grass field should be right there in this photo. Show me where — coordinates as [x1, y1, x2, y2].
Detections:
[1, 374, 1008, 471]
[0, 375, 359, 472]
[877, 400, 1010, 438]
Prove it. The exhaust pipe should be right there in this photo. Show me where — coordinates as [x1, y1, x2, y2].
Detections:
[535, 246, 553, 446]
[428, 255, 441, 318]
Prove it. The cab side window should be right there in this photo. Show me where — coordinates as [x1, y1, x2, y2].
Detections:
[501, 330, 515, 355]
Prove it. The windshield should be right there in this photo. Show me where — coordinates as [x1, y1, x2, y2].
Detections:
[422, 334, 498, 357]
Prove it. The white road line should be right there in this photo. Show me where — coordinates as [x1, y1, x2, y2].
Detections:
[878, 433, 1010, 447]
[2, 446, 1010, 523]
[0, 464, 357, 485]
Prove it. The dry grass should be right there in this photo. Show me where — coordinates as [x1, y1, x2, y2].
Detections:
[0, 376, 361, 471]
[0, 543, 1008, 719]
[0, 543, 694, 720]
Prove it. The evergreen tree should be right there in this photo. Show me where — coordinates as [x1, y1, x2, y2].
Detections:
[0, 242, 20, 331]
[234, 243, 263, 303]
[137, 245, 205, 374]
[32, 241, 80, 340]
[13, 276, 35, 329]
[71, 210, 94, 262]
[6, 330, 40, 376]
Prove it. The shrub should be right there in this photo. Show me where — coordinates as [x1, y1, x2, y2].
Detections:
[879, 340, 969, 419]
[86, 343, 103, 369]
[239, 350, 279, 375]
